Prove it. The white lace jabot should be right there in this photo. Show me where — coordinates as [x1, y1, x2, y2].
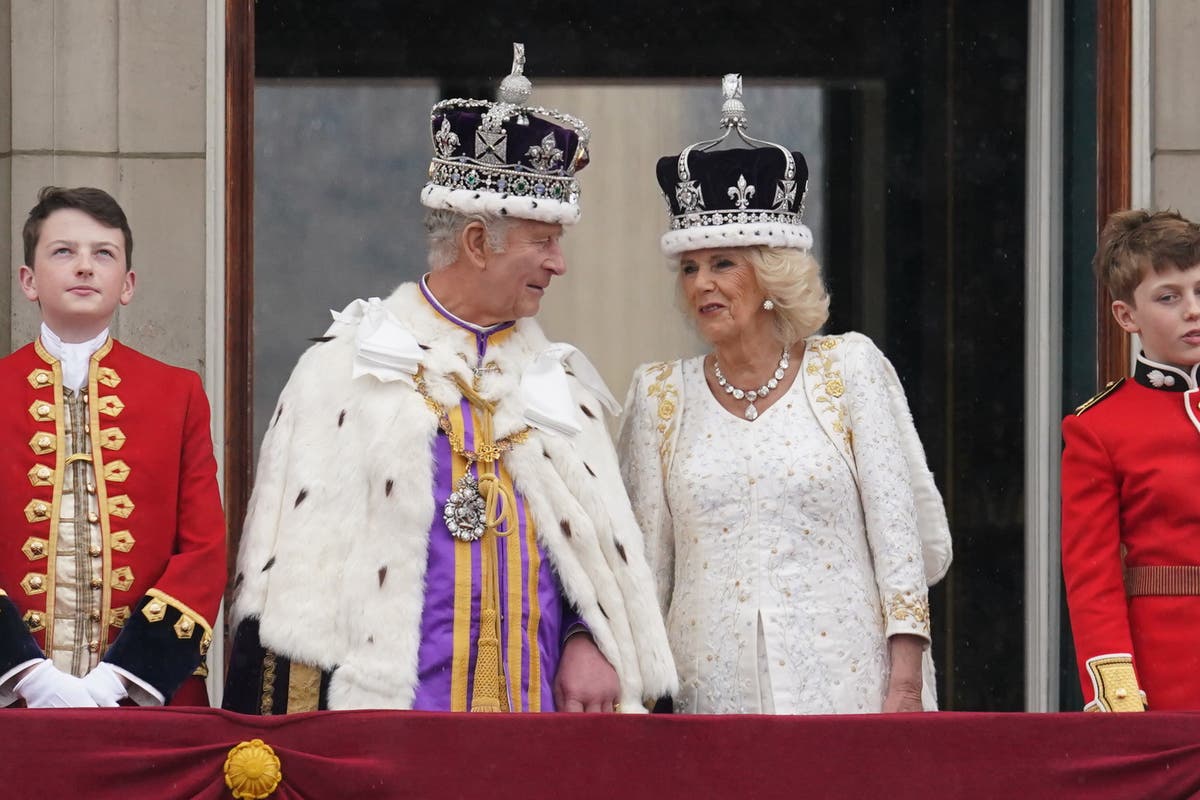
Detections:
[39, 323, 109, 392]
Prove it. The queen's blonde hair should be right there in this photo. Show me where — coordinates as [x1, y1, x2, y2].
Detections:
[744, 246, 830, 344]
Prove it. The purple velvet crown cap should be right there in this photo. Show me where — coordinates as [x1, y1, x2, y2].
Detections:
[420, 43, 591, 226]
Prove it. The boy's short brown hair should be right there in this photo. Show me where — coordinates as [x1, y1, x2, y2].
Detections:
[22, 186, 133, 271]
[1094, 209, 1200, 304]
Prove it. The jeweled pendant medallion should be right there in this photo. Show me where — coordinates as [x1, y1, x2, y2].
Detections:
[444, 473, 487, 541]
[744, 404, 758, 421]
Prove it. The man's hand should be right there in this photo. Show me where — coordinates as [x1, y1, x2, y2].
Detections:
[13, 659, 99, 708]
[553, 633, 620, 712]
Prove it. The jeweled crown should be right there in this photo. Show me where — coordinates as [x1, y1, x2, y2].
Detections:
[420, 43, 591, 226]
[656, 74, 812, 256]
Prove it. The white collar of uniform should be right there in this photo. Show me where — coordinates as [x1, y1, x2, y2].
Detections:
[39, 323, 109, 392]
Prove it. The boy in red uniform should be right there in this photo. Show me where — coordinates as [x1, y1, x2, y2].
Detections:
[0, 187, 226, 707]
[1062, 209, 1200, 711]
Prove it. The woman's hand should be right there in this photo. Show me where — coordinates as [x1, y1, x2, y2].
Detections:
[883, 682, 924, 713]
[883, 633, 925, 713]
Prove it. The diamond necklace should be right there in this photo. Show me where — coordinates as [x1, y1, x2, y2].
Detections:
[713, 348, 790, 420]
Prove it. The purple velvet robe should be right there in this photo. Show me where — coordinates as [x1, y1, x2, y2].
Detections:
[412, 279, 580, 711]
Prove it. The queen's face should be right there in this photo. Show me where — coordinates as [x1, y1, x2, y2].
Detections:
[678, 248, 767, 345]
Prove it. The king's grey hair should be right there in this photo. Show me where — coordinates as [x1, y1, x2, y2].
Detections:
[424, 208, 515, 270]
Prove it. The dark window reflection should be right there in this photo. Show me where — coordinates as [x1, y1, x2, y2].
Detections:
[255, 0, 1030, 711]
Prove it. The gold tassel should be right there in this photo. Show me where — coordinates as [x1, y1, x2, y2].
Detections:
[464, 385, 511, 713]
[470, 535, 509, 712]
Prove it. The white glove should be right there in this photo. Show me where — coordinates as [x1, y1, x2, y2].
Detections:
[13, 659, 99, 708]
[81, 662, 129, 707]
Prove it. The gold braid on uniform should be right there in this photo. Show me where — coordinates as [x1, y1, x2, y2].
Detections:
[1084, 654, 1146, 712]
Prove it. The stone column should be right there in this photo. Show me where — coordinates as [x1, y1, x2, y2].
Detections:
[5, 0, 209, 372]
[1153, 1, 1200, 217]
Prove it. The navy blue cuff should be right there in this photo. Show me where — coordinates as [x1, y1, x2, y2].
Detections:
[0, 594, 44, 675]
[102, 594, 209, 702]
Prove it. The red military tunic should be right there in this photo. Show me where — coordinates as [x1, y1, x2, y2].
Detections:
[0, 338, 226, 705]
[1061, 355, 1200, 711]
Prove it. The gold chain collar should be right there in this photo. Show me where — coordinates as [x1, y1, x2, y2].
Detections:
[413, 369, 531, 461]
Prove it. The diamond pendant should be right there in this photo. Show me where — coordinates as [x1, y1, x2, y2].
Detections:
[444, 473, 487, 541]
[744, 403, 758, 421]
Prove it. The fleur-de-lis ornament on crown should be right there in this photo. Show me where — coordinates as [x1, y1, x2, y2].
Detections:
[527, 133, 564, 172]
[434, 118, 460, 158]
[728, 174, 755, 209]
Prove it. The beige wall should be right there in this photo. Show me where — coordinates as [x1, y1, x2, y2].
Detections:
[533, 84, 704, 409]
[1153, 1, 1200, 218]
[2, 0, 209, 372]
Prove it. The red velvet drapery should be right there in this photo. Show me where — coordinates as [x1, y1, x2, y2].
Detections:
[3, 708, 1199, 798]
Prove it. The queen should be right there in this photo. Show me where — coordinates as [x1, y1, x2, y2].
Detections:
[618, 75, 951, 715]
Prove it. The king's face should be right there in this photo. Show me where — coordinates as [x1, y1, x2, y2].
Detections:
[482, 220, 567, 321]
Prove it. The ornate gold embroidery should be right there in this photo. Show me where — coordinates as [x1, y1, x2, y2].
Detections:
[260, 652, 278, 715]
[23, 610, 45, 633]
[645, 361, 680, 478]
[26, 464, 54, 487]
[806, 337, 853, 454]
[98, 427, 126, 450]
[28, 433, 56, 455]
[96, 368, 121, 388]
[27, 401, 55, 422]
[97, 395, 124, 417]
[20, 572, 47, 596]
[27, 369, 53, 389]
[142, 599, 166, 622]
[109, 606, 131, 628]
[173, 615, 197, 639]
[142, 588, 214, 637]
[286, 662, 323, 713]
[885, 592, 931, 633]
[23, 499, 51, 523]
[21, 537, 48, 561]
[110, 530, 135, 552]
[106, 494, 135, 518]
[1085, 654, 1146, 712]
[111, 566, 135, 592]
[103, 460, 131, 482]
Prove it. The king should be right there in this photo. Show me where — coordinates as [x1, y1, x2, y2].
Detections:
[223, 44, 676, 714]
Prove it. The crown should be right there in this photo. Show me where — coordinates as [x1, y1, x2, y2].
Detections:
[420, 43, 591, 226]
[656, 74, 811, 256]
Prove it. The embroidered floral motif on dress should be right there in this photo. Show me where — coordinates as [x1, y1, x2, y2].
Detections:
[884, 592, 931, 635]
